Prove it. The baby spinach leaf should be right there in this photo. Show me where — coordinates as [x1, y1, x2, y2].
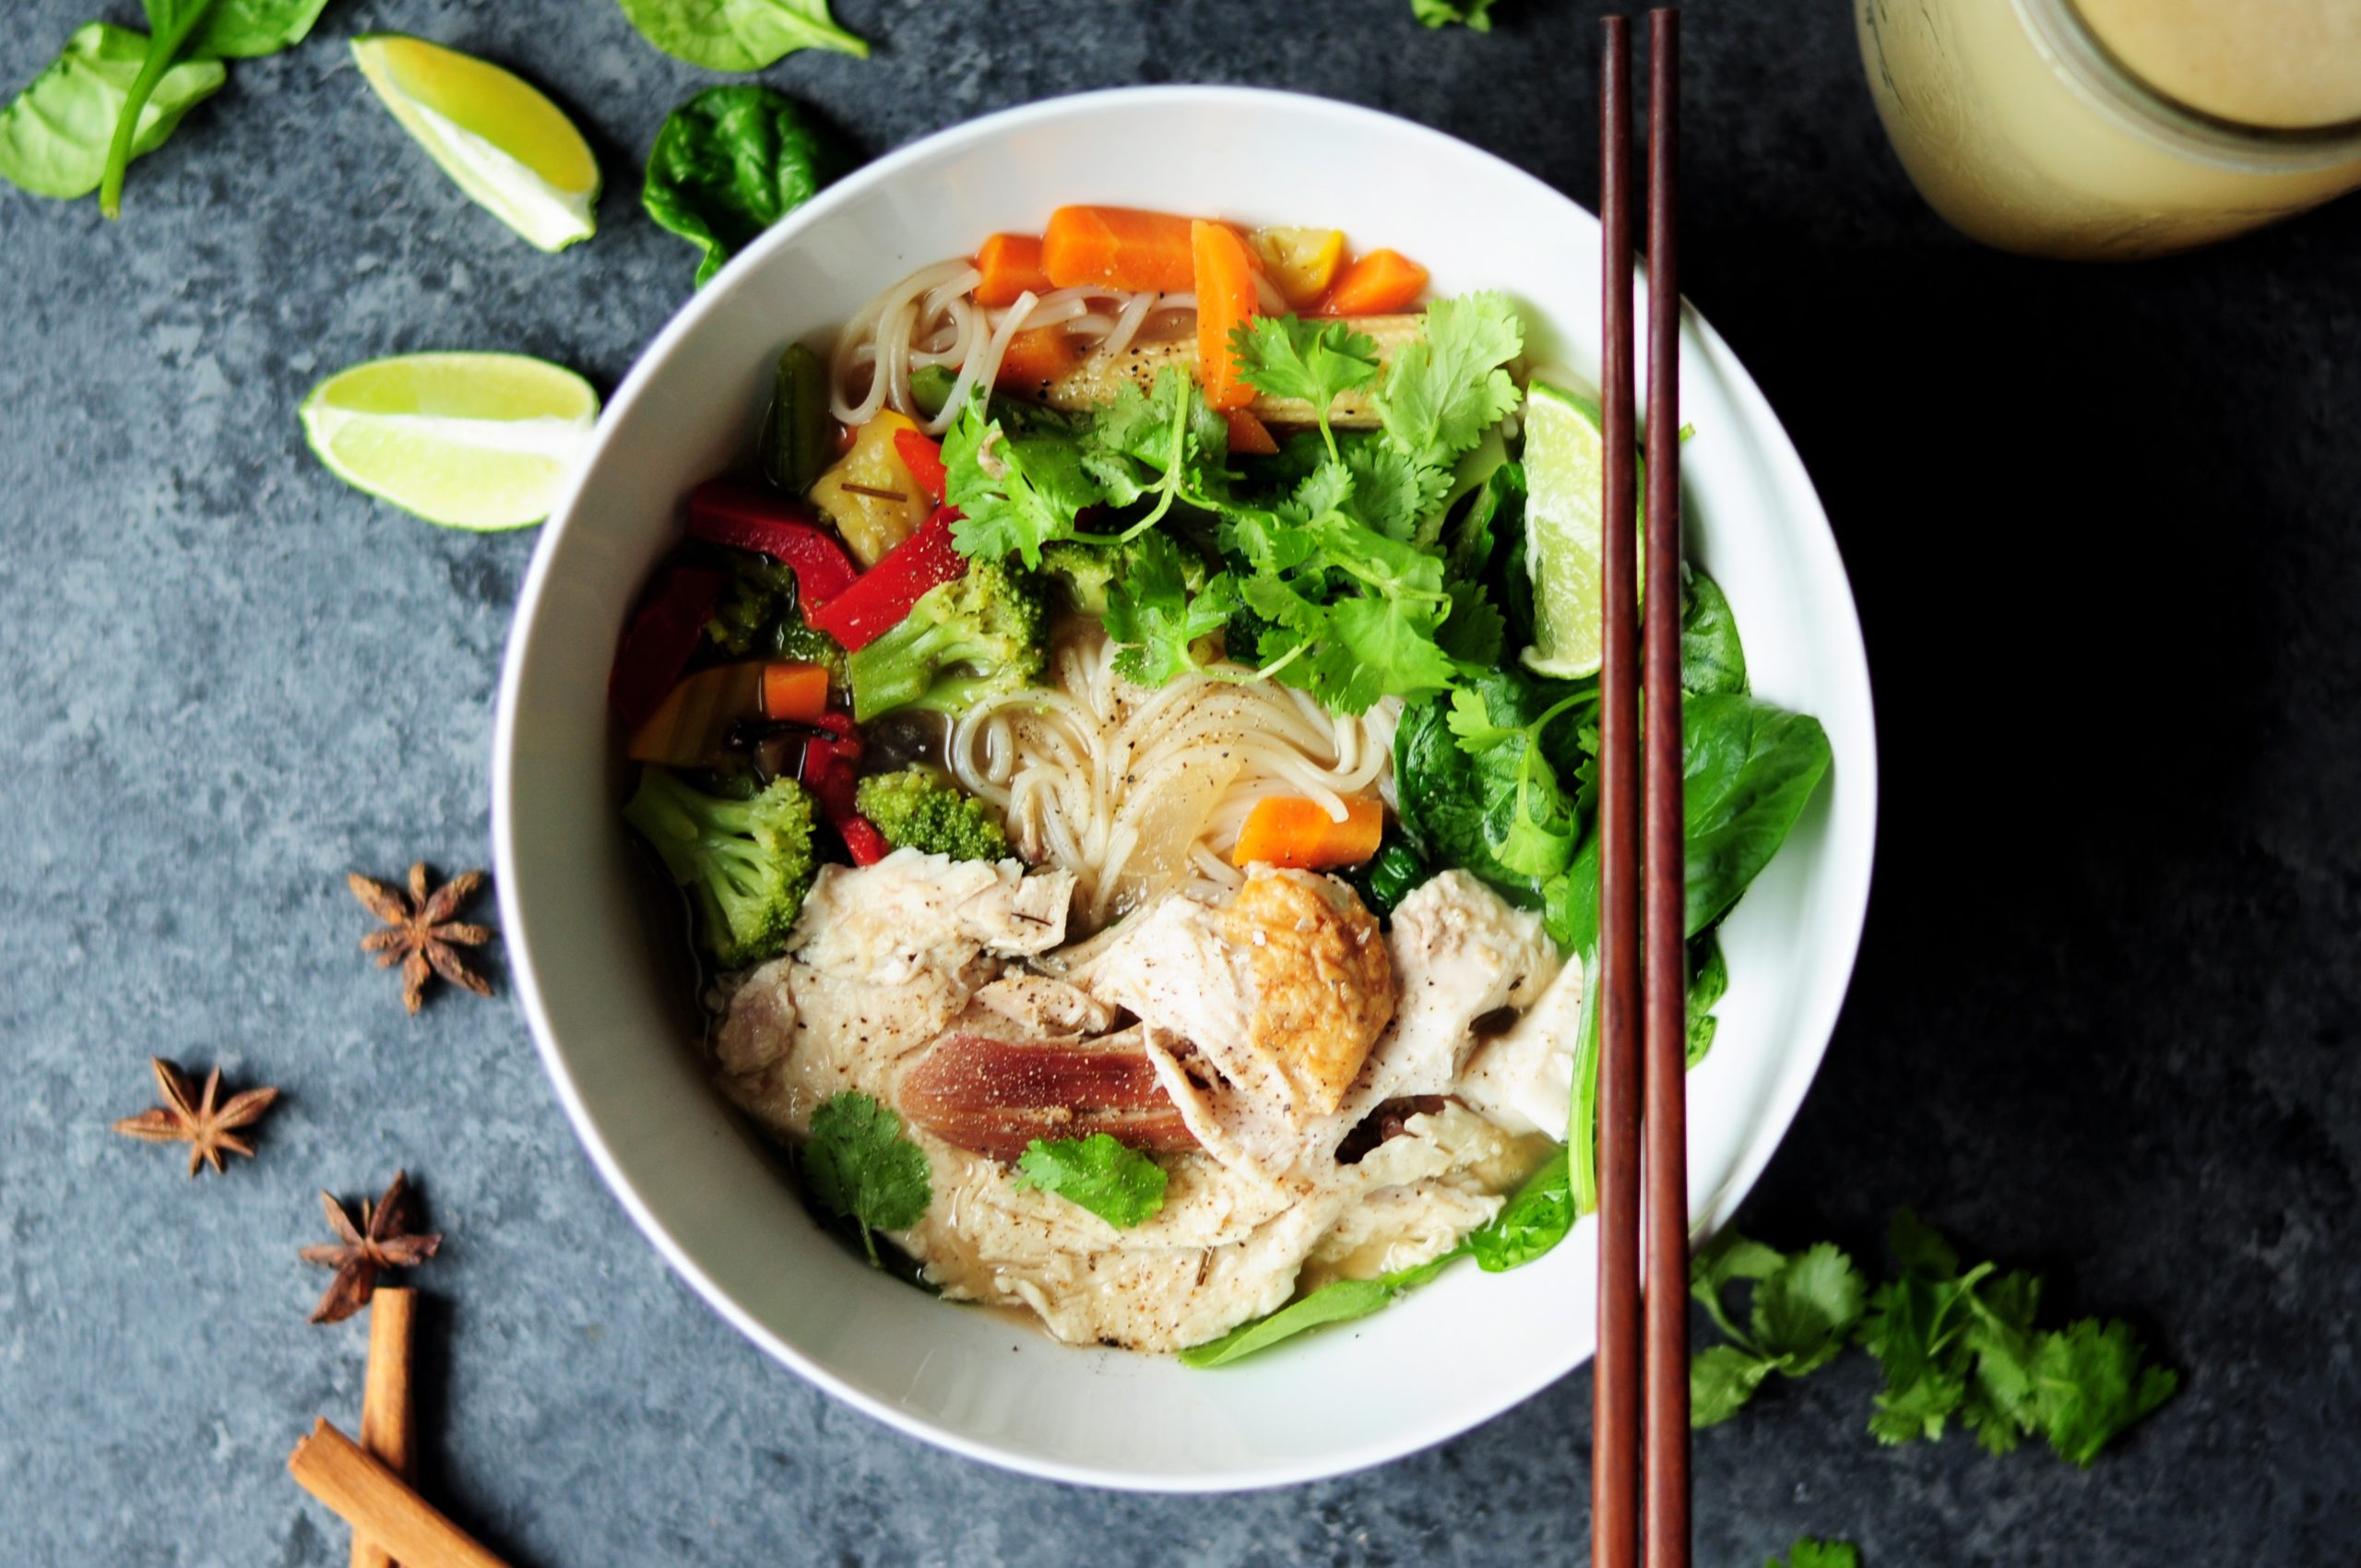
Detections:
[1467, 1145, 1572, 1272]
[1681, 568, 1749, 695]
[0, 23, 224, 200]
[186, 0, 334, 58]
[1013, 1134, 1168, 1229]
[1681, 693, 1833, 937]
[1686, 932, 1727, 1066]
[1397, 666, 1588, 904]
[1179, 1254, 1456, 1368]
[644, 85, 838, 288]
[617, 0, 868, 71]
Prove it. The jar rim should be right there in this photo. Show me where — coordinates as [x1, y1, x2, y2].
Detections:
[2025, 0, 2361, 171]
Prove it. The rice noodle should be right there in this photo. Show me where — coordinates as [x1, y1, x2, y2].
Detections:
[948, 621, 1400, 932]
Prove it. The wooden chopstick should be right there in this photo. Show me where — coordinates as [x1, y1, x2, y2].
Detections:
[1596, 11, 1689, 1568]
[1593, 17, 1643, 1568]
[1640, 10, 1691, 1568]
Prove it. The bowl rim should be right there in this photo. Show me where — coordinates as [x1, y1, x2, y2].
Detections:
[492, 81, 1879, 1492]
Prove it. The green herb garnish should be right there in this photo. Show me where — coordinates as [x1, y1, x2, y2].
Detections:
[1013, 1134, 1169, 1229]
[802, 1092, 931, 1266]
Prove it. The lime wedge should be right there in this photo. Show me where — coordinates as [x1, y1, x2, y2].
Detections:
[1519, 380, 1640, 680]
[351, 34, 599, 253]
[300, 352, 599, 530]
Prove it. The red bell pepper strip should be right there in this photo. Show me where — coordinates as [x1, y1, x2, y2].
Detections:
[805, 506, 967, 653]
[609, 565, 723, 730]
[685, 481, 860, 609]
[892, 427, 950, 506]
[798, 712, 889, 866]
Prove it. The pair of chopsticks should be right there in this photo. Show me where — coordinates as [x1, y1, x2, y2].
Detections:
[1594, 10, 1688, 1568]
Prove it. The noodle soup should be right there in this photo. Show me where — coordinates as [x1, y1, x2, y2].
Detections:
[606, 205, 1831, 1360]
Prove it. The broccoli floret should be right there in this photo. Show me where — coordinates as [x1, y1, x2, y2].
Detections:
[623, 767, 818, 969]
[846, 560, 1050, 721]
[854, 767, 1012, 861]
[701, 552, 848, 679]
[1038, 535, 1210, 618]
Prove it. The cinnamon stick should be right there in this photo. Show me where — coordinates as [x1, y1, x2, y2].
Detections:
[352, 1288, 418, 1568]
[288, 1419, 510, 1568]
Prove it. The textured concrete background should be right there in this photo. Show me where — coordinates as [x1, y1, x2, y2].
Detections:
[4, 0, 2357, 1562]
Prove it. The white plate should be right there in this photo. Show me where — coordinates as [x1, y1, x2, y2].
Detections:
[493, 85, 1876, 1492]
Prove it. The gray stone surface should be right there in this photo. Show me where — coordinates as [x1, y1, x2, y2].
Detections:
[3, 0, 2357, 1562]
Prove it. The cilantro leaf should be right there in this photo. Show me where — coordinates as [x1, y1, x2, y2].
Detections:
[1692, 1343, 1776, 1428]
[1340, 436, 1427, 541]
[1437, 581, 1507, 665]
[1753, 1241, 1869, 1376]
[1768, 1540, 1860, 1568]
[1104, 535, 1233, 685]
[1375, 291, 1524, 475]
[2030, 1319, 2180, 1467]
[1012, 1133, 1169, 1229]
[802, 1091, 931, 1266]
[1232, 315, 1380, 460]
[941, 400, 1103, 567]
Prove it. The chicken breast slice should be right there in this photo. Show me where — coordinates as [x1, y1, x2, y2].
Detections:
[1086, 868, 1393, 1123]
[1371, 871, 1560, 1104]
[715, 956, 977, 1135]
[789, 849, 1076, 984]
[1456, 953, 1584, 1139]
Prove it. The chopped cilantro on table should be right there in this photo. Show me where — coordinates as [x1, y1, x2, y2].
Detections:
[1691, 1211, 2180, 1468]
[801, 1092, 931, 1266]
[1013, 1134, 1169, 1229]
[1768, 1540, 1860, 1568]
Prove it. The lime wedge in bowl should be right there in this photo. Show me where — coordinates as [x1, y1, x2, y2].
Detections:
[1519, 379, 1641, 681]
[300, 352, 599, 530]
[351, 34, 599, 253]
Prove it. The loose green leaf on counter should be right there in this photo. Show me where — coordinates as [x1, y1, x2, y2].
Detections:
[1410, 0, 1500, 29]
[1013, 1134, 1169, 1229]
[1768, 1540, 1859, 1568]
[0, 23, 224, 200]
[645, 84, 837, 288]
[98, 0, 334, 218]
[617, 0, 867, 71]
[801, 1091, 931, 1266]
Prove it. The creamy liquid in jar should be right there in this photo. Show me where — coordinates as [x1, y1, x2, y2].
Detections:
[1857, 0, 2361, 258]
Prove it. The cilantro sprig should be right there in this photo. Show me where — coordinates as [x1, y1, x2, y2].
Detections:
[1768, 1541, 1860, 1568]
[802, 1091, 931, 1266]
[1231, 315, 1380, 461]
[1013, 1134, 1169, 1229]
[1692, 1211, 2180, 1467]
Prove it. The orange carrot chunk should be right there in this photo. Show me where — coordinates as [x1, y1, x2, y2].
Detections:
[994, 327, 1083, 396]
[1042, 205, 1198, 292]
[1316, 248, 1430, 316]
[761, 662, 831, 722]
[1224, 407, 1278, 457]
[1192, 219, 1260, 413]
[1231, 796, 1386, 871]
[973, 232, 1052, 307]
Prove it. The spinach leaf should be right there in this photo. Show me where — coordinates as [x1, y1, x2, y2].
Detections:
[1681, 692, 1832, 936]
[1682, 567, 1749, 695]
[186, 0, 334, 58]
[617, 0, 868, 70]
[1395, 665, 1588, 905]
[1686, 932, 1727, 1067]
[1468, 1144, 1573, 1272]
[1179, 1254, 1457, 1368]
[92, 0, 329, 216]
[644, 85, 837, 288]
[0, 23, 224, 199]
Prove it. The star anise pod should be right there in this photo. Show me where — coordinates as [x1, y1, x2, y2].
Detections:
[349, 862, 494, 1014]
[112, 1057, 280, 1178]
[301, 1170, 442, 1324]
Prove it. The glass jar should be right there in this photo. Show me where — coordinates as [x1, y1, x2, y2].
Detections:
[1856, 0, 2361, 259]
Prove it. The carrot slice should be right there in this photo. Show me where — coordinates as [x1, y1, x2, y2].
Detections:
[1042, 206, 1197, 292]
[761, 662, 830, 722]
[1316, 248, 1430, 316]
[973, 232, 1052, 307]
[1192, 219, 1259, 413]
[1224, 407, 1278, 457]
[1231, 796, 1385, 870]
[994, 327, 1083, 398]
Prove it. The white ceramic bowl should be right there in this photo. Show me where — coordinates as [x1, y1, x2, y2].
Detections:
[493, 85, 1876, 1492]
